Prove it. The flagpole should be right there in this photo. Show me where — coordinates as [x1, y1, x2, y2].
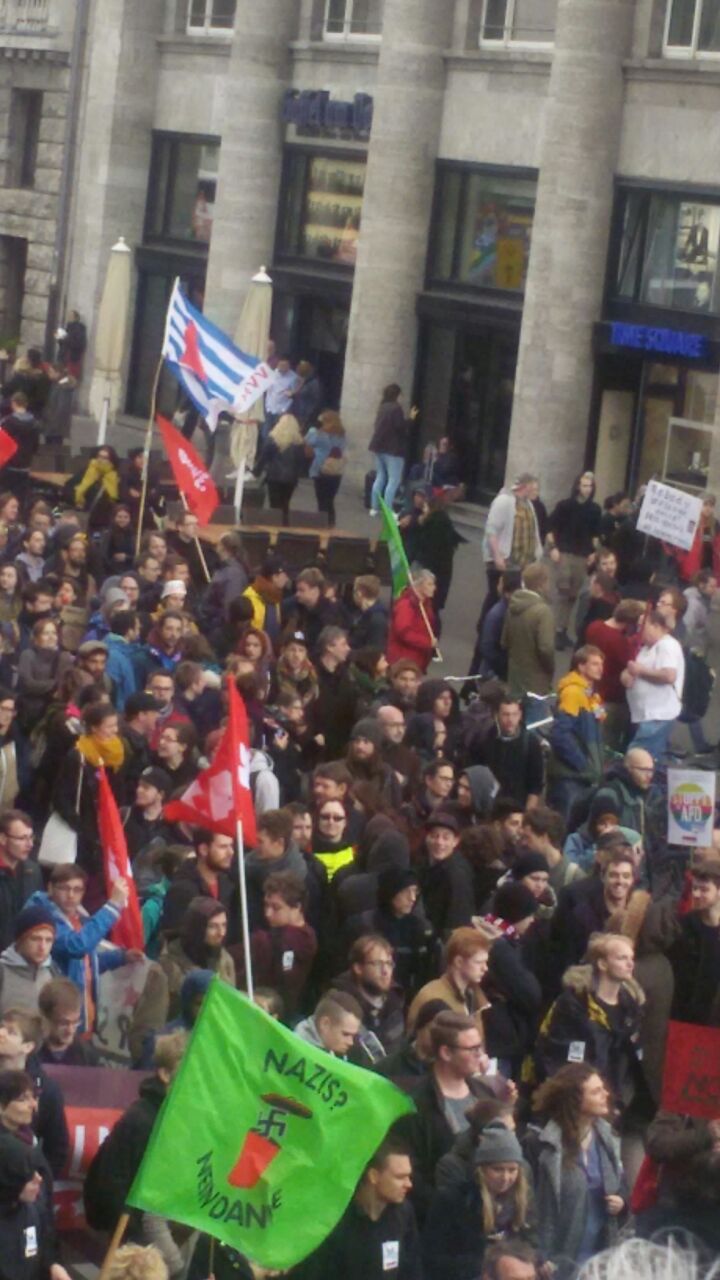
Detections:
[236, 817, 254, 1001]
[413, 588, 443, 662]
[97, 1213, 129, 1280]
[135, 355, 164, 557]
[178, 491, 212, 584]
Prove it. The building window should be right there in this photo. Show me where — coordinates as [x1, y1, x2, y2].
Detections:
[428, 165, 537, 293]
[613, 188, 720, 313]
[186, 0, 236, 33]
[7, 90, 42, 190]
[324, 0, 382, 39]
[480, 0, 557, 46]
[665, 0, 720, 54]
[278, 150, 366, 267]
[145, 134, 220, 246]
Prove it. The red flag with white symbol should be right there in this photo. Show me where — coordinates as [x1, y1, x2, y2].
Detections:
[156, 413, 219, 526]
[164, 680, 257, 844]
[97, 766, 144, 950]
[0, 427, 19, 469]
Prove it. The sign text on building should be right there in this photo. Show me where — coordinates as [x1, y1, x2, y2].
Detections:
[282, 90, 373, 139]
[610, 322, 708, 360]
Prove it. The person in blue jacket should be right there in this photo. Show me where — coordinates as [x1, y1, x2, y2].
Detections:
[26, 864, 141, 1033]
[104, 610, 140, 712]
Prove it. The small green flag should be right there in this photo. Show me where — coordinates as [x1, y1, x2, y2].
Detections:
[378, 495, 411, 597]
[127, 981, 414, 1270]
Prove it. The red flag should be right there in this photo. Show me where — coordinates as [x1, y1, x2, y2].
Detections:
[96, 767, 144, 950]
[0, 427, 19, 469]
[156, 413, 219, 526]
[164, 681, 257, 844]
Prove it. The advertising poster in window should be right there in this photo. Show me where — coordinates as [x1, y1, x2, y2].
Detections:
[463, 193, 533, 290]
[673, 202, 720, 311]
[301, 157, 366, 265]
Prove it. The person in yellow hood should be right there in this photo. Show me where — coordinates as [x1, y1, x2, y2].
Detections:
[547, 645, 606, 821]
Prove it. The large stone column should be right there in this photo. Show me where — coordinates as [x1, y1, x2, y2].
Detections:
[204, 0, 296, 335]
[68, 0, 163, 407]
[505, 0, 636, 504]
[340, 0, 453, 464]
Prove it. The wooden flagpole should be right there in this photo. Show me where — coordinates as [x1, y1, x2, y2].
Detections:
[178, 491, 212, 584]
[135, 355, 164, 558]
[97, 1213, 129, 1280]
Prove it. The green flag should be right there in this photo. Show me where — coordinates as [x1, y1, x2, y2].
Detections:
[378, 495, 411, 597]
[128, 980, 414, 1270]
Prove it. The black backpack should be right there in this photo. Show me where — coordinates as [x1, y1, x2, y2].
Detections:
[681, 648, 715, 721]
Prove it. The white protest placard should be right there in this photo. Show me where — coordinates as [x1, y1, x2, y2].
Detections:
[637, 479, 703, 551]
[93, 956, 151, 1064]
[667, 768, 716, 846]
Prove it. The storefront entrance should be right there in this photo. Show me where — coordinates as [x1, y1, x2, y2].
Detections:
[272, 288, 349, 411]
[591, 341, 720, 498]
[415, 314, 520, 503]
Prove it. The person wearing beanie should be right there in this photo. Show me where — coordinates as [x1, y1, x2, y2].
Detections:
[0, 907, 59, 1017]
[420, 811, 476, 937]
[74, 639, 113, 699]
[158, 897, 235, 1021]
[480, 883, 543, 1076]
[0, 1128, 66, 1280]
[344, 865, 433, 1000]
[81, 585, 130, 648]
[345, 717, 402, 808]
[424, 1120, 535, 1280]
[564, 794, 623, 874]
[25, 863, 140, 1034]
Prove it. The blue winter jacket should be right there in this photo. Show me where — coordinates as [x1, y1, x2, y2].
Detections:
[25, 890, 126, 1031]
[104, 634, 138, 712]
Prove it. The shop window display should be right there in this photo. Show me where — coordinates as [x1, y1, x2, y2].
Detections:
[429, 167, 537, 293]
[145, 135, 220, 247]
[278, 152, 366, 268]
[613, 189, 720, 314]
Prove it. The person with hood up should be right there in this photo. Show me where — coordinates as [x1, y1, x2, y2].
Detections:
[563, 794, 624, 875]
[480, 882, 543, 1076]
[335, 827, 411, 923]
[547, 645, 606, 821]
[501, 563, 555, 697]
[526, 1064, 626, 1278]
[546, 471, 602, 650]
[0, 908, 59, 1017]
[344, 866, 433, 999]
[134, 969, 213, 1070]
[533, 932, 644, 1112]
[414, 678, 463, 760]
[0, 1125, 68, 1280]
[423, 1121, 536, 1280]
[83, 1031, 187, 1273]
[456, 766, 500, 829]
[158, 897, 235, 1020]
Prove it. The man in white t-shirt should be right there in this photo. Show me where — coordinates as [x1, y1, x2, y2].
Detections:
[621, 609, 685, 761]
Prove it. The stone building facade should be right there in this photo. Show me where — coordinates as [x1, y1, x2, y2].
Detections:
[9, 0, 720, 507]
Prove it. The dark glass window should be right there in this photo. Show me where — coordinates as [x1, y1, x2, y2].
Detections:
[278, 151, 366, 267]
[145, 135, 220, 246]
[481, 0, 557, 43]
[612, 187, 720, 313]
[7, 90, 42, 190]
[429, 166, 537, 293]
[325, 0, 382, 37]
[666, 0, 720, 51]
[187, 0, 236, 31]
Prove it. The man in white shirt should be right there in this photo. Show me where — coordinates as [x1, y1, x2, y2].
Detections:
[264, 355, 299, 439]
[621, 609, 685, 761]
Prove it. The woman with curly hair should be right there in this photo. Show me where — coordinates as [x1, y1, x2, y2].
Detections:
[526, 1064, 627, 1277]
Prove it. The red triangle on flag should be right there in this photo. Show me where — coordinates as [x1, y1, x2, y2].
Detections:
[179, 320, 206, 383]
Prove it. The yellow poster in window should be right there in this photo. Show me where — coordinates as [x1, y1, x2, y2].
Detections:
[495, 238, 525, 289]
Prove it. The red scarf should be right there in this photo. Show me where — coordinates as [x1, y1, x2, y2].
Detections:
[482, 913, 519, 941]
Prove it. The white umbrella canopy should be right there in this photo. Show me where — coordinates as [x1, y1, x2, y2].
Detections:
[88, 236, 132, 444]
[230, 266, 273, 519]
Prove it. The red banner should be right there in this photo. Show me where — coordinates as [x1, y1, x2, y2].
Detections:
[156, 413, 219, 526]
[97, 766, 144, 950]
[0, 427, 18, 469]
[45, 1064, 148, 1231]
[165, 679, 256, 844]
[661, 1020, 720, 1119]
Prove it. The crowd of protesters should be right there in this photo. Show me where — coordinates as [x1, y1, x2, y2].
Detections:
[0, 365, 718, 1280]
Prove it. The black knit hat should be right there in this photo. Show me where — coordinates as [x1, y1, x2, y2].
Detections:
[139, 766, 173, 796]
[377, 866, 419, 910]
[493, 881, 538, 924]
[13, 905, 56, 943]
[511, 852, 550, 880]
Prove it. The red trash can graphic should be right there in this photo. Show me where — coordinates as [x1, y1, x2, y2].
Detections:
[228, 1093, 313, 1189]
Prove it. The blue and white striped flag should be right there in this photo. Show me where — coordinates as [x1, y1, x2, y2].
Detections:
[162, 279, 274, 431]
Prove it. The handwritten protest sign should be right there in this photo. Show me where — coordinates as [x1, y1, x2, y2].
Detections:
[667, 768, 716, 846]
[661, 1021, 720, 1119]
[94, 956, 151, 1064]
[637, 479, 703, 551]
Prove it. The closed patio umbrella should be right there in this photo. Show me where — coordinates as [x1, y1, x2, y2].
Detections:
[231, 265, 273, 521]
[88, 236, 132, 444]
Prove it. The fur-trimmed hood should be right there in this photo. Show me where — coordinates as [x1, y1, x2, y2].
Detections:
[561, 962, 646, 1007]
